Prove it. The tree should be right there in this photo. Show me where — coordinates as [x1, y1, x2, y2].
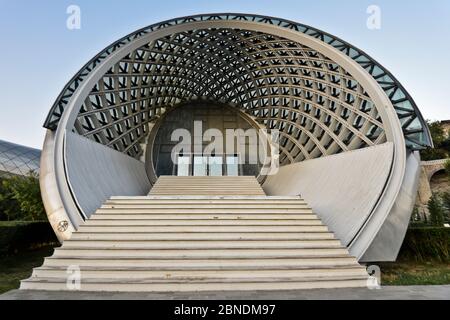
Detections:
[0, 171, 46, 221]
[428, 121, 446, 146]
[442, 192, 450, 222]
[445, 159, 450, 178]
[0, 176, 20, 220]
[420, 121, 450, 161]
[428, 194, 445, 226]
[421, 148, 448, 161]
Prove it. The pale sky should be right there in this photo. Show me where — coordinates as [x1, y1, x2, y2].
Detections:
[0, 0, 449, 149]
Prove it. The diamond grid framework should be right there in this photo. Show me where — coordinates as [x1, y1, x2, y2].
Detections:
[0, 140, 40, 177]
[74, 29, 387, 164]
[44, 14, 432, 153]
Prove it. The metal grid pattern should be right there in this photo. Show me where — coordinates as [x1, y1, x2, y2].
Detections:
[43, 13, 431, 151]
[74, 28, 386, 164]
[0, 140, 41, 177]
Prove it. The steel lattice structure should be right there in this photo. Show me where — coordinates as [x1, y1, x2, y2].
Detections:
[39, 13, 430, 262]
[44, 13, 432, 151]
[73, 28, 387, 165]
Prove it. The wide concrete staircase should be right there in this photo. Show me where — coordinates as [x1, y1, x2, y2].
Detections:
[21, 177, 368, 292]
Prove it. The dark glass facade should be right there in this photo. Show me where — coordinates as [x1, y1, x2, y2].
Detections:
[0, 139, 41, 177]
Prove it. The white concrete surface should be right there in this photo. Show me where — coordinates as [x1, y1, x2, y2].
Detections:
[65, 132, 151, 219]
[263, 143, 393, 254]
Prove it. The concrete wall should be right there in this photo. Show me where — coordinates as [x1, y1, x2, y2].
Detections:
[65, 132, 151, 219]
[361, 151, 421, 262]
[262, 143, 393, 247]
[415, 159, 449, 216]
[415, 166, 433, 216]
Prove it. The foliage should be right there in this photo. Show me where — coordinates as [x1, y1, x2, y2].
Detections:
[0, 172, 46, 221]
[0, 177, 19, 220]
[0, 221, 58, 256]
[428, 121, 446, 146]
[428, 194, 445, 226]
[445, 159, 450, 177]
[399, 227, 450, 263]
[420, 121, 450, 161]
[0, 246, 55, 294]
[441, 192, 450, 221]
[420, 148, 448, 161]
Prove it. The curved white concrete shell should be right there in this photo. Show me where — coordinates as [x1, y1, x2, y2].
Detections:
[40, 13, 431, 261]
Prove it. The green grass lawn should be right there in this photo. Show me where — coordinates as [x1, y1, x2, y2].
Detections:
[380, 261, 450, 286]
[0, 246, 55, 294]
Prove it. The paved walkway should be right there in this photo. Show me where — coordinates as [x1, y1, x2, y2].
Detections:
[1, 286, 449, 300]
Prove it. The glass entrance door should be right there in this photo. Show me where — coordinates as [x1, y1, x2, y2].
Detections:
[193, 155, 208, 176]
[226, 155, 239, 176]
[208, 156, 223, 176]
[177, 156, 190, 176]
[176, 154, 240, 176]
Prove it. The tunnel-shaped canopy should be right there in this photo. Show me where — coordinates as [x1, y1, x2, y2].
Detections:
[44, 14, 431, 151]
[40, 14, 428, 262]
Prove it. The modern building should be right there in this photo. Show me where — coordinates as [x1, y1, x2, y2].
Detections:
[0, 140, 41, 177]
[22, 14, 432, 291]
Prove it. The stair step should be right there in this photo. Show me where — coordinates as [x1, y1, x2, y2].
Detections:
[106, 198, 305, 202]
[152, 177, 261, 180]
[42, 257, 359, 268]
[70, 232, 336, 241]
[103, 202, 308, 207]
[99, 208, 312, 213]
[151, 186, 264, 189]
[31, 267, 367, 279]
[52, 248, 349, 258]
[150, 189, 264, 191]
[76, 226, 329, 233]
[62, 239, 344, 249]
[149, 192, 266, 194]
[20, 278, 368, 292]
[102, 207, 310, 212]
[110, 196, 302, 200]
[83, 219, 324, 226]
[91, 214, 318, 220]
[96, 209, 313, 214]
